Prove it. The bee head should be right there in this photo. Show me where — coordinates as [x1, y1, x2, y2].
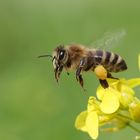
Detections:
[52, 45, 68, 82]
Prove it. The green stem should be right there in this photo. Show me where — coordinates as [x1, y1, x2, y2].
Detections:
[128, 123, 140, 134]
[117, 114, 140, 134]
[118, 113, 132, 121]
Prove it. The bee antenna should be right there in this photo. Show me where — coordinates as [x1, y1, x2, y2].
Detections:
[38, 54, 52, 58]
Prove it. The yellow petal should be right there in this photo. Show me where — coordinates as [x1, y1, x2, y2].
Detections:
[126, 78, 140, 88]
[86, 111, 99, 140]
[120, 84, 135, 95]
[119, 92, 134, 109]
[107, 78, 120, 85]
[119, 84, 134, 108]
[100, 88, 120, 114]
[75, 111, 88, 132]
[87, 97, 99, 112]
[107, 78, 120, 90]
[96, 85, 105, 100]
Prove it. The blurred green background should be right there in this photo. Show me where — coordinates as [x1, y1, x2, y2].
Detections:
[0, 0, 140, 140]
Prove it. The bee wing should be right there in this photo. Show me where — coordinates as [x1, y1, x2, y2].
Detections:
[90, 29, 126, 50]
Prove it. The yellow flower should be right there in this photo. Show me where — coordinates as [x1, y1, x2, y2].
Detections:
[75, 97, 116, 139]
[97, 78, 140, 113]
[75, 97, 99, 139]
[97, 87, 120, 114]
[75, 78, 140, 139]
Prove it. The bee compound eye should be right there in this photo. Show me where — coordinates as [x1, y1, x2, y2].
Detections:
[59, 50, 65, 60]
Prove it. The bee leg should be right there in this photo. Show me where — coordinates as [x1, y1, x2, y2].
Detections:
[79, 75, 84, 88]
[76, 58, 86, 89]
[107, 73, 119, 80]
[99, 79, 109, 88]
[76, 67, 84, 88]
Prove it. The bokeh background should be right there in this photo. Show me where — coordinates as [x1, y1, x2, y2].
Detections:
[0, 0, 140, 140]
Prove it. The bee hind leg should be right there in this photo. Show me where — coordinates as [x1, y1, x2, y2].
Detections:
[99, 79, 109, 88]
[107, 73, 119, 80]
[99, 73, 118, 88]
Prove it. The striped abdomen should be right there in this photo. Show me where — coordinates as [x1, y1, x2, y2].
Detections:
[91, 50, 127, 72]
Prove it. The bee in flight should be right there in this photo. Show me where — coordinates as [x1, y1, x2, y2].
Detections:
[39, 44, 127, 89]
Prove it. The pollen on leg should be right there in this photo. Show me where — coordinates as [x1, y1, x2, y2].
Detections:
[94, 65, 107, 80]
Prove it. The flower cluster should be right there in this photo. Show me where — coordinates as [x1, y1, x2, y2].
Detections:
[75, 78, 140, 139]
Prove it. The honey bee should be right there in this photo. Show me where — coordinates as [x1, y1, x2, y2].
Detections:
[39, 44, 127, 89]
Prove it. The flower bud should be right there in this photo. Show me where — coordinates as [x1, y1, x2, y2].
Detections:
[129, 98, 140, 123]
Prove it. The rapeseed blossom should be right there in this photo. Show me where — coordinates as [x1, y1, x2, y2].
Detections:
[75, 78, 140, 139]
